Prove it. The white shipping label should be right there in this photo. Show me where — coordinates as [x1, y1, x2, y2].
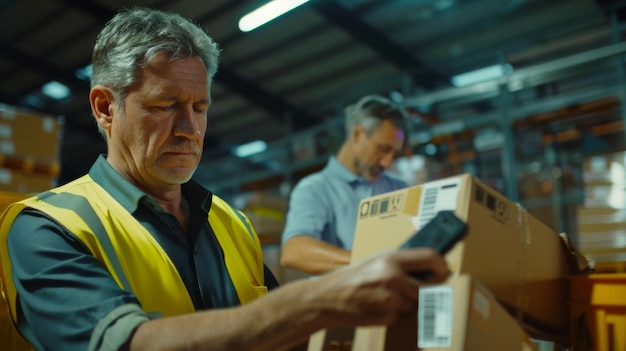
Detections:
[412, 178, 461, 230]
[472, 288, 490, 320]
[418, 286, 454, 348]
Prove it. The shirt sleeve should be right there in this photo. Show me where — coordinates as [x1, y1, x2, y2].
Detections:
[7, 209, 148, 351]
[281, 177, 332, 245]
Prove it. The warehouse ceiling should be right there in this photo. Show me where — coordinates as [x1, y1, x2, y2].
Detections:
[0, 0, 625, 192]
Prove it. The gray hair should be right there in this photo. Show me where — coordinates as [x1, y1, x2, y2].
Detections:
[91, 7, 220, 137]
[344, 95, 408, 138]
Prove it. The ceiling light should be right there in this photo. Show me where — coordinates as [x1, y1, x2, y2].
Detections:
[451, 63, 513, 87]
[239, 0, 310, 32]
[41, 81, 70, 100]
[232, 140, 267, 158]
[75, 64, 93, 81]
[434, 0, 455, 11]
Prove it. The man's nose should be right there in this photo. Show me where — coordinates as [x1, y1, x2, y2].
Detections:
[379, 152, 394, 169]
[175, 106, 201, 138]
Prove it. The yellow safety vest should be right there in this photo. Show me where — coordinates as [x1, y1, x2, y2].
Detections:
[0, 175, 267, 327]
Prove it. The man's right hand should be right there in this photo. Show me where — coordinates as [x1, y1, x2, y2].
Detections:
[303, 247, 449, 327]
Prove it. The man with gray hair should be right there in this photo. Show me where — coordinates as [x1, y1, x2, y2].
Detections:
[0, 7, 447, 351]
[281, 95, 409, 275]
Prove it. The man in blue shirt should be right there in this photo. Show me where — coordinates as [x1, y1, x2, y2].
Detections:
[281, 95, 409, 275]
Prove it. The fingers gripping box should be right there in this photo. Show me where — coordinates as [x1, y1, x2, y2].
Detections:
[416, 275, 538, 351]
[307, 275, 539, 351]
[351, 174, 571, 337]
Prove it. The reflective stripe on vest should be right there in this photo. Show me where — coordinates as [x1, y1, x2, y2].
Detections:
[0, 175, 266, 324]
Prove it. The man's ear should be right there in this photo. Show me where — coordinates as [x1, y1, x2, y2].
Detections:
[90, 85, 115, 132]
[352, 123, 366, 143]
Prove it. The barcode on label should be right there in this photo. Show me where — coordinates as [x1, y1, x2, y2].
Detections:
[417, 186, 438, 229]
[414, 179, 461, 231]
[418, 286, 453, 348]
[370, 200, 380, 216]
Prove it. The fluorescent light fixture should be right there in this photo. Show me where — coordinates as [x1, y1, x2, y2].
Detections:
[451, 63, 513, 87]
[41, 81, 70, 100]
[239, 0, 310, 32]
[233, 140, 267, 158]
[75, 64, 93, 81]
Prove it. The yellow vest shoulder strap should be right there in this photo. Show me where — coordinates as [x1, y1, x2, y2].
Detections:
[209, 195, 268, 304]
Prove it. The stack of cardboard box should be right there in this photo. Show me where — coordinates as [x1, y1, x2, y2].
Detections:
[0, 103, 62, 194]
[569, 273, 626, 351]
[570, 152, 626, 350]
[242, 191, 288, 241]
[576, 151, 626, 273]
[0, 191, 32, 351]
[0, 281, 32, 351]
[241, 191, 293, 283]
[309, 174, 577, 350]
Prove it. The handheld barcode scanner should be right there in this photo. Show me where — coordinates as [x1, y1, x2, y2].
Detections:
[399, 210, 468, 280]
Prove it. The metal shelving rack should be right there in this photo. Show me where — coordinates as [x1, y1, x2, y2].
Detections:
[195, 37, 626, 240]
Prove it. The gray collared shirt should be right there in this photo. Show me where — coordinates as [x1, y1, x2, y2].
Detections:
[7, 155, 278, 351]
[282, 156, 407, 250]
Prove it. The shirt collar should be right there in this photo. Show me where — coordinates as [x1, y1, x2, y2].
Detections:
[324, 156, 365, 185]
[88, 154, 212, 214]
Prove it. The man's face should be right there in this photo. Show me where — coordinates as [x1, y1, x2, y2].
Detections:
[353, 119, 405, 182]
[109, 53, 209, 187]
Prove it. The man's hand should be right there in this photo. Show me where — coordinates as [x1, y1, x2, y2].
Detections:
[126, 248, 448, 351]
[304, 248, 449, 327]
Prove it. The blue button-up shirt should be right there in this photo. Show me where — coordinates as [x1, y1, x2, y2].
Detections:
[282, 157, 407, 250]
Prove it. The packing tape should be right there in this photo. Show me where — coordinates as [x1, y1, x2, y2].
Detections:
[514, 203, 531, 324]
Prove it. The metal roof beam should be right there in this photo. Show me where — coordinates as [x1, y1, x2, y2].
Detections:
[61, 0, 320, 131]
[0, 44, 90, 103]
[215, 66, 318, 130]
[593, 0, 626, 21]
[311, 0, 450, 89]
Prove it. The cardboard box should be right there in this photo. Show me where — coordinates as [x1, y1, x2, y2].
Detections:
[245, 191, 289, 214]
[583, 184, 626, 209]
[417, 275, 538, 351]
[0, 293, 32, 351]
[582, 151, 626, 186]
[0, 190, 28, 211]
[351, 174, 571, 336]
[0, 184, 32, 351]
[308, 275, 538, 351]
[570, 273, 626, 351]
[244, 211, 285, 238]
[0, 167, 56, 194]
[0, 104, 63, 162]
[577, 206, 626, 271]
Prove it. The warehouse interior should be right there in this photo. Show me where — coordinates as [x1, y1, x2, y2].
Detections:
[1, 0, 625, 350]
